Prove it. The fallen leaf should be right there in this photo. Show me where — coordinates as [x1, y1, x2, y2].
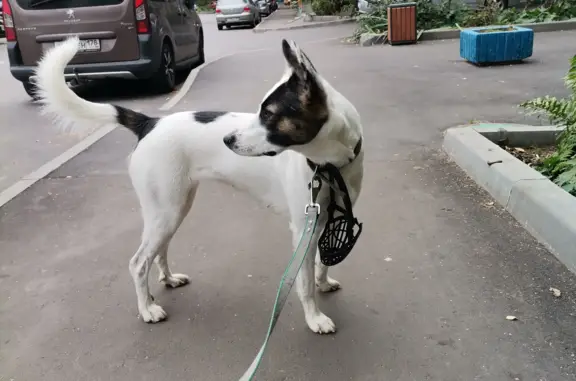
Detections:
[514, 147, 526, 153]
[549, 287, 561, 297]
[506, 315, 517, 321]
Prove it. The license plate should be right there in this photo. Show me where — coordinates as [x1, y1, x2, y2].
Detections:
[227, 18, 239, 22]
[57, 38, 100, 52]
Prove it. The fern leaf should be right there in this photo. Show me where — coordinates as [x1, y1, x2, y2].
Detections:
[555, 166, 576, 195]
[520, 96, 576, 127]
[564, 55, 576, 94]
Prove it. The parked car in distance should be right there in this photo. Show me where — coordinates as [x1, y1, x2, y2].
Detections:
[268, 0, 278, 12]
[256, 0, 270, 16]
[4, 0, 205, 99]
[216, 0, 261, 30]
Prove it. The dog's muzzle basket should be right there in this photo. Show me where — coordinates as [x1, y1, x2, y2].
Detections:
[315, 163, 363, 267]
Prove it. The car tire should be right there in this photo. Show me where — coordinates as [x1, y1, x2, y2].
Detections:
[217, 24, 223, 30]
[252, 16, 258, 28]
[150, 43, 176, 94]
[197, 29, 205, 66]
[22, 80, 40, 101]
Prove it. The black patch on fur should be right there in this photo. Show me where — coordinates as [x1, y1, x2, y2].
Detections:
[114, 105, 159, 141]
[257, 41, 329, 148]
[259, 72, 328, 147]
[194, 111, 228, 124]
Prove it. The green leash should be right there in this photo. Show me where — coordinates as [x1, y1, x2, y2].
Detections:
[238, 204, 320, 381]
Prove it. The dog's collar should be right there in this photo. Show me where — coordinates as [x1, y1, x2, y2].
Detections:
[306, 138, 362, 171]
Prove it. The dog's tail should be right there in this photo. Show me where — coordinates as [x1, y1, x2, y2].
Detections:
[34, 36, 156, 140]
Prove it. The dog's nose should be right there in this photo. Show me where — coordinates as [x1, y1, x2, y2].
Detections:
[223, 134, 236, 148]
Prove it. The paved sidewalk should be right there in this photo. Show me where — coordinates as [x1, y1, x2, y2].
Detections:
[255, 7, 353, 32]
[2, 32, 576, 381]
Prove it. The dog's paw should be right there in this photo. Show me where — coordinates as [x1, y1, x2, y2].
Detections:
[306, 313, 337, 334]
[316, 277, 341, 293]
[140, 303, 168, 323]
[160, 273, 190, 288]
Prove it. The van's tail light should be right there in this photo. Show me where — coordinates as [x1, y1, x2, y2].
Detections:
[134, 0, 150, 34]
[243, 6, 250, 11]
[215, 8, 221, 13]
[3, 0, 17, 42]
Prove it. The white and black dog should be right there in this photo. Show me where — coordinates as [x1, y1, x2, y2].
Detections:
[34, 36, 364, 334]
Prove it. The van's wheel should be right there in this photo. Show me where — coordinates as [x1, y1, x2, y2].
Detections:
[217, 24, 223, 30]
[198, 29, 205, 66]
[22, 80, 40, 101]
[150, 43, 176, 93]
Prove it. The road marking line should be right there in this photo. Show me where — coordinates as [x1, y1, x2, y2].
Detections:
[159, 48, 268, 111]
[0, 124, 116, 208]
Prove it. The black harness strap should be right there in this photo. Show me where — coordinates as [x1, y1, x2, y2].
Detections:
[306, 138, 364, 267]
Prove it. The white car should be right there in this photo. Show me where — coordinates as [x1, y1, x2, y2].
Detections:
[358, 0, 374, 13]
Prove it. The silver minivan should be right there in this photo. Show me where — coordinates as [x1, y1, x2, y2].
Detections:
[215, 0, 261, 30]
[4, 0, 204, 97]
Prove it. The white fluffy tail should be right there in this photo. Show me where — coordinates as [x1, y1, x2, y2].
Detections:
[34, 36, 118, 134]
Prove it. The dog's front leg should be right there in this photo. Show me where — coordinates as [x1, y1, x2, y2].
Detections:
[293, 224, 337, 334]
[315, 250, 341, 293]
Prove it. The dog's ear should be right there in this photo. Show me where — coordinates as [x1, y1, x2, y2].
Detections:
[282, 39, 315, 79]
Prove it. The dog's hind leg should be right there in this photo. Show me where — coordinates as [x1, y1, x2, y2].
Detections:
[129, 176, 195, 323]
[291, 219, 337, 334]
[315, 249, 341, 292]
[154, 183, 198, 288]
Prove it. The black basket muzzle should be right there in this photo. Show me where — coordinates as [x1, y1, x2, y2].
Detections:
[314, 163, 363, 266]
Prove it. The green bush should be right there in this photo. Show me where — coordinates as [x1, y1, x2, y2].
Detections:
[355, 0, 468, 37]
[521, 56, 576, 195]
[311, 0, 356, 15]
[354, 0, 576, 40]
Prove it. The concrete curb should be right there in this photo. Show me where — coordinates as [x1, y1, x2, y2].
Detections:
[252, 8, 284, 33]
[420, 19, 576, 41]
[304, 14, 342, 22]
[443, 123, 576, 274]
[254, 16, 355, 33]
[158, 48, 267, 111]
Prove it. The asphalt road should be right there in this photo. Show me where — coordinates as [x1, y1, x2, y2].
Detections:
[0, 13, 354, 194]
[1, 28, 576, 381]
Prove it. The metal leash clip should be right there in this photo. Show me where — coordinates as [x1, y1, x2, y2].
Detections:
[305, 170, 321, 215]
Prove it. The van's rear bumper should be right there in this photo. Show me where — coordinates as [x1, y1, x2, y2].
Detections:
[7, 35, 161, 82]
[10, 58, 155, 82]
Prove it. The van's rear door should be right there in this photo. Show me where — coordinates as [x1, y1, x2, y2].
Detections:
[11, 0, 140, 66]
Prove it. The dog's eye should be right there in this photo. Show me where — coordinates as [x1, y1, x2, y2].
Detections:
[261, 109, 274, 119]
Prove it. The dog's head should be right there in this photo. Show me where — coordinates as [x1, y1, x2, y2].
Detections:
[223, 39, 329, 157]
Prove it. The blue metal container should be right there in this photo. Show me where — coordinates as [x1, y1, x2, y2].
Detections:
[460, 26, 534, 65]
